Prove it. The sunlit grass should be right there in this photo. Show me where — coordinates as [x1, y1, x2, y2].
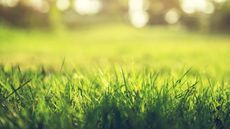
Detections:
[0, 23, 229, 129]
[0, 65, 229, 129]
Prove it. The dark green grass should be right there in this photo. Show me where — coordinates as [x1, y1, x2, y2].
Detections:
[0, 66, 229, 129]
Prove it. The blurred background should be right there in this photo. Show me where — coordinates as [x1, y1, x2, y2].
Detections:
[0, 0, 229, 74]
[0, 0, 230, 31]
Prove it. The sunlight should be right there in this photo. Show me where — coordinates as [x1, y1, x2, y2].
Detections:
[165, 9, 180, 24]
[74, 0, 102, 15]
[30, 0, 49, 13]
[214, 0, 226, 3]
[0, 0, 18, 7]
[181, 0, 215, 14]
[129, 0, 149, 28]
[56, 0, 70, 11]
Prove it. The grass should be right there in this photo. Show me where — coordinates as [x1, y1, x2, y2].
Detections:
[0, 23, 229, 129]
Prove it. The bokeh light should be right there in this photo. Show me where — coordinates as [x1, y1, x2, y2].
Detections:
[129, 0, 149, 28]
[0, 0, 19, 7]
[164, 9, 180, 24]
[56, 0, 70, 11]
[181, 0, 215, 14]
[74, 0, 102, 15]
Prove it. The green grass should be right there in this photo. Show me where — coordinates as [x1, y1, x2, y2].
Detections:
[0, 24, 229, 129]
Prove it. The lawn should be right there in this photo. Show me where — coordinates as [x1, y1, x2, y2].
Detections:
[0, 24, 229, 129]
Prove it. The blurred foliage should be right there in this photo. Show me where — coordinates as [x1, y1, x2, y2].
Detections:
[148, 0, 181, 25]
[0, 0, 230, 32]
[209, 1, 230, 32]
[0, 2, 51, 28]
[180, 0, 230, 32]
